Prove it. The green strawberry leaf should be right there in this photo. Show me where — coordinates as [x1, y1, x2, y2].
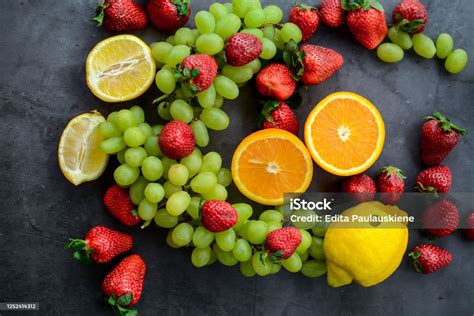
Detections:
[91, 2, 109, 27]
[259, 100, 281, 127]
[425, 112, 466, 135]
[379, 166, 406, 179]
[190, 68, 200, 78]
[131, 209, 139, 216]
[172, 0, 189, 17]
[117, 293, 133, 306]
[368, 0, 384, 12]
[66, 239, 93, 264]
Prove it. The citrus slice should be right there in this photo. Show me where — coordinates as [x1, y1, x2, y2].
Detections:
[86, 35, 156, 102]
[304, 91, 385, 176]
[231, 129, 313, 206]
[58, 112, 109, 185]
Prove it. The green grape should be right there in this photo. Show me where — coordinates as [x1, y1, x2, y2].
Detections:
[197, 85, 216, 109]
[201, 183, 228, 201]
[215, 14, 242, 40]
[161, 157, 177, 180]
[155, 68, 176, 94]
[311, 221, 328, 237]
[445, 49, 468, 74]
[192, 226, 215, 248]
[114, 164, 140, 186]
[151, 125, 163, 136]
[168, 163, 189, 186]
[241, 28, 264, 39]
[301, 260, 327, 278]
[263, 5, 283, 24]
[246, 58, 261, 74]
[213, 94, 224, 108]
[190, 120, 209, 148]
[166, 35, 176, 45]
[180, 149, 202, 177]
[191, 29, 200, 41]
[282, 253, 302, 272]
[163, 181, 182, 198]
[157, 101, 172, 121]
[116, 148, 127, 164]
[187, 196, 202, 219]
[234, 219, 248, 234]
[200, 152, 222, 174]
[210, 3, 228, 20]
[222, 64, 254, 83]
[190, 172, 218, 193]
[125, 147, 148, 167]
[144, 136, 161, 157]
[217, 168, 232, 187]
[308, 236, 325, 260]
[107, 111, 119, 124]
[295, 229, 312, 255]
[207, 249, 217, 265]
[138, 198, 157, 221]
[171, 223, 194, 246]
[195, 11, 215, 34]
[271, 263, 281, 274]
[129, 105, 145, 124]
[232, 239, 252, 262]
[232, 0, 258, 18]
[100, 136, 126, 154]
[196, 34, 224, 56]
[280, 23, 302, 43]
[129, 176, 148, 205]
[166, 45, 191, 67]
[175, 27, 195, 46]
[214, 75, 239, 99]
[141, 156, 163, 181]
[436, 33, 454, 59]
[166, 191, 191, 216]
[154, 209, 178, 228]
[223, 2, 233, 13]
[266, 221, 282, 232]
[252, 252, 272, 276]
[292, 210, 316, 230]
[377, 43, 404, 63]
[166, 230, 181, 248]
[238, 220, 252, 239]
[116, 109, 138, 132]
[123, 127, 146, 147]
[259, 210, 283, 223]
[273, 28, 285, 49]
[215, 229, 236, 251]
[412, 34, 436, 59]
[191, 247, 212, 267]
[174, 88, 187, 100]
[240, 260, 256, 277]
[233, 203, 253, 224]
[151, 42, 173, 63]
[260, 38, 277, 60]
[144, 183, 165, 203]
[244, 9, 266, 28]
[170, 100, 193, 123]
[262, 25, 275, 40]
[387, 27, 412, 50]
[138, 123, 152, 138]
[200, 108, 230, 130]
[213, 244, 239, 266]
[247, 220, 268, 244]
[99, 122, 121, 139]
[300, 250, 309, 262]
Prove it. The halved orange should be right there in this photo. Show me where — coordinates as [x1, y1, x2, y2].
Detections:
[231, 129, 313, 206]
[304, 92, 385, 176]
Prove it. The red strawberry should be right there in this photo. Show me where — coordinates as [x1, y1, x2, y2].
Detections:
[179, 54, 218, 93]
[201, 200, 238, 233]
[102, 254, 146, 314]
[421, 112, 465, 166]
[260, 101, 299, 135]
[225, 33, 263, 66]
[408, 244, 452, 274]
[300, 44, 343, 85]
[463, 212, 474, 241]
[289, 4, 320, 42]
[415, 165, 452, 193]
[159, 120, 195, 159]
[256, 64, 297, 101]
[376, 166, 405, 205]
[319, 0, 344, 28]
[342, 174, 376, 202]
[265, 227, 302, 260]
[422, 200, 459, 238]
[146, 0, 190, 32]
[104, 185, 141, 226]
[392, 0, 427, 35]
[342, 0, 388, 49]
[66, 226, 133, 264]
[92, 0, 147, 31]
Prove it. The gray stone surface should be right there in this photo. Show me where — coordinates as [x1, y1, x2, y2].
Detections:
[0, 0, 473, 315]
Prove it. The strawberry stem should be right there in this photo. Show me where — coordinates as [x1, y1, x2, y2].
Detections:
[65, 239, 93, 264]
[379, 166, 406, 179]
[91, 2, 109, 27]
[171, 0, 189, 17]
[425, 112, 466, 135]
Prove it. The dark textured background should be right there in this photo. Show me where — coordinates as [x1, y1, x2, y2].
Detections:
[0, 0, 473, 315]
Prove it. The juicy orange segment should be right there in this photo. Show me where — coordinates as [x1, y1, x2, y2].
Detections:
[304, 92, 385, 176]
[232, 129, 313, 205]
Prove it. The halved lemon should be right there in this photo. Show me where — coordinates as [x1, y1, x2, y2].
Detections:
[232, 129, 313, 206]
[304, 92, 385, 176]
[86, 35, 156, 102]
[58, 112, 109, 185]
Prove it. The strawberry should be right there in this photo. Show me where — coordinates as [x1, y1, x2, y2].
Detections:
[158, 120, 195, 159]
[66, 226, 133, 264]
[201, 200, 238, 233]
[289, 4, 320, 42]
[408, 244, 452, 274]
[299, 44, 343, 85]
[256, 64, 297, 101]
[392, 0, 427, 35]
[146, 0, 190, 32]
[342, 174, 376, 202]
[342, 0, 387, 50]
[415, 165, 452, 193]
[421, 112, 465, 166]
[104, 185, 141, 226]
[422, 200, 459, 238]
[225, 33, 263, 66]
[376, 166, 405, 205]
[102, 254, 146, 315]
[463, 212, 474, 241]
[319, 0, 345, 28]
[179, 54, 218, 93]
[259, 101, 299, 135]
[265, 227, 302, 260]
[92, 0, 147, 31]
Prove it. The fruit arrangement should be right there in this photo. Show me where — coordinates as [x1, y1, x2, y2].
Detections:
[57, 0, 472, 314]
